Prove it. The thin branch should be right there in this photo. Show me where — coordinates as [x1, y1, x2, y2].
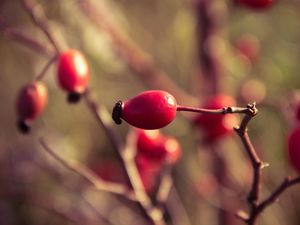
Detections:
[21, 0, 60, 53]
[39, 137, 136, 201]
[247, 176, 300, 225]
[0, 26, 54, 56]
[234, 103, 260, 210]
[177, 105, 254, 115]
[35, 54, 58, 80]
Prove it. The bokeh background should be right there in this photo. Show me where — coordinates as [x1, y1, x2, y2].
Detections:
[1, 0, 300, 224]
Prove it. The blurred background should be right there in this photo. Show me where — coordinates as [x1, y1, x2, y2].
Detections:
[1, 0, 300, 224]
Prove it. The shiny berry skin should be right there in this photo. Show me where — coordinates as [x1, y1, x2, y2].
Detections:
[113, 90, 177, 129]
[236, 0, 273, 9]
[57, 49, 90, 99]
[16, 81, 48, 133]
[193, 94, 238, 141]
[287, 127, 300, 173]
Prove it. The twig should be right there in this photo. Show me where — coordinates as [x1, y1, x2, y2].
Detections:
[77, 0, 197, 105]
[0, 26, 54, 56]
[21, 0, 60, 53]
[35, 54, 58, 80]
[246, 176, 300, 225]
[234, 103, 260, 211]
[177, 105, 254, 115]
[39, 137, 136, 201]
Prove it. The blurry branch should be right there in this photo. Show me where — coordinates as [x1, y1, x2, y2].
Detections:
[0, 25, 54, 56]
[78, 0, 197, 105]
[83, 91, 167, 225]
[39, 138, 137, 201]
[21, 0, 61, 53]
[156, 167, 173, 205]
[35, 54, 58, 80]
[194, 0, 227, 95]
[31, 198, 89, 225]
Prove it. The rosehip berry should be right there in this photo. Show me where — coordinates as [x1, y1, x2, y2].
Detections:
[193, 94, 238, 141]
[287, 127, 300, 173]
[236, 0, 273, 9]
[112, 90, 177, 129]
[16, 81, 48, 133]
[135, 129, 181, 165]
[235, 34, 260, 63]
[136, 129, 166, 158]
[57, 49, 90, 103]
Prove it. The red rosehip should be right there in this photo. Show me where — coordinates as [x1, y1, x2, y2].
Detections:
[135, 129, 181, 165]
[287, 127, 300, 173]
[193, 94, 238, 141]
[295, 103, 300, 122]
[112, 90, 177, 129]
[136, 129, 166, 158]
[57, 49, 90, 102]
[16, 81, 48, 133]
[235, 34, 260, 63]
[162, 137, 182, 165]
[236, 0, 273, 9]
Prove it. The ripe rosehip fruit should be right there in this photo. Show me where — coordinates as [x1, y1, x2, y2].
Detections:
[193, 94, 238, 141]
[236, 0, 273, 9]
[135, 129, 181, 165]
[16, 81, 48, 133]
[112, 90, 177, 129]
[287, 127, 300, 173]
[57, 49, 90, 102]
[235, 34, 260, 63]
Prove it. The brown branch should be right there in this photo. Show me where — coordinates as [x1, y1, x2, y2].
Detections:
[234, 103, 260, 210]
[21, 0, 61, 53]
[246, 176, 300, 225]
[39, 137, 136, 201]
[0, 26, 54, 56]
[35, 54, 58, 80]
[77, 0, 197, 105]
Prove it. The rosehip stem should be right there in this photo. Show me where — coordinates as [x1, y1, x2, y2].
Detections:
[35, 54, 58, 81]
[176, 105, 254, 115]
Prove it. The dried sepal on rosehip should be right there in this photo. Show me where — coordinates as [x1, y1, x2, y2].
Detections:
[16, 81, 48, 133]
[112, 90, 177, 130]
[193, 94, 238, 141]
[287, 127, 300, 173]
[57, 49, 90, 103]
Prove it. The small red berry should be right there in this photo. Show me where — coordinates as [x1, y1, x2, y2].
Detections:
[193, 94, 238, 141]
[136, 129, 166, 158]
[235, 34, 260, 63]
[236, 0, 273, 9]
[135, 129, 181, 165]
[16, 81, 48, 133]
[112, 90, 177, 129]
[287, 127, 300, 173]
[57, 49, 90, 102]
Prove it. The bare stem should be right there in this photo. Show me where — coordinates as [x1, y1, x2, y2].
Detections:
[177, 105, 253, 115]
[35, 54, 58, 80]
[246, 177, 300, 225]
[21, 0, 60, 54]
[39, 137, 136, 201]
[0, 25, 54, 56]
